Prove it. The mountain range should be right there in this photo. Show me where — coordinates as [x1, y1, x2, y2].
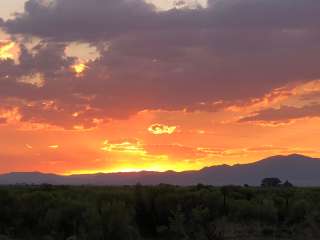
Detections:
[1, 154, 320, 186]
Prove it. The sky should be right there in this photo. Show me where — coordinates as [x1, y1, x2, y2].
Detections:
[1, 0, 320, 175]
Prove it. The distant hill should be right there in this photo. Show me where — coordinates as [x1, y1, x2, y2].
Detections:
[1, 154, 320, 186]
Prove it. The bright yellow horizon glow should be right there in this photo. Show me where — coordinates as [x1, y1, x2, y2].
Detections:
[64, 163, 205, 176]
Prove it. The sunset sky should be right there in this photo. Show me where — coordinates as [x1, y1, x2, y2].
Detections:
[1, 0, 320, 175]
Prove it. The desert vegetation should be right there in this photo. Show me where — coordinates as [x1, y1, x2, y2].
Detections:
[0, 184, 319, 240]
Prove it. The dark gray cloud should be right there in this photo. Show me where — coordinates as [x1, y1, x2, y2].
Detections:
[1, 0, 320, 128]
[239, 104, 320, 123]
[4, 0, 156, 41]
[4, 0, 320, 40]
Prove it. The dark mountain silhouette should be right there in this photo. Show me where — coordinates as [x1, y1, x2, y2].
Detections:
[1, 154, 320, 186]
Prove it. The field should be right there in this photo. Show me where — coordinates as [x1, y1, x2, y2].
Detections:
[0, 184, 319, 240]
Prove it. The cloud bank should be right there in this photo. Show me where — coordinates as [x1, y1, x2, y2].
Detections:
[1, 0, 320, 128]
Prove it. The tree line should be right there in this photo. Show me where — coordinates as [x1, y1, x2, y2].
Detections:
[0, 183, 319, 239]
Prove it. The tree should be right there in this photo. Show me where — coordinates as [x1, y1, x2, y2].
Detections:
[169, 206, 188, 240]
[261, 178, 282, 187]
[283, 180, 294, 188]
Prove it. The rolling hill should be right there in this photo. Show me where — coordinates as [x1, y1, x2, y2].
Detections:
[1, 154, 320, 186]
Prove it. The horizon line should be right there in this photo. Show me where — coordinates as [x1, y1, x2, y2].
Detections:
[1, 153, 316, 176]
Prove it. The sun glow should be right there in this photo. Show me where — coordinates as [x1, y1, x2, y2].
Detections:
[72, 62, 87, 75]
[148, 123, 177, 135]
[108, 165, 168, 173]
[0, 41, 16, 60]
[65, 162, 192, 175]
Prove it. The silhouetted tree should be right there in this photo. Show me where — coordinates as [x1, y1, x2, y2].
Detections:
[283, 180, 294, 188]
[261, 178, 282, 187]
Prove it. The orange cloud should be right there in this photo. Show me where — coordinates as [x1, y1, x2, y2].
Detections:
[238, 104, 320, 125]
[0, 107, 21, 124]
